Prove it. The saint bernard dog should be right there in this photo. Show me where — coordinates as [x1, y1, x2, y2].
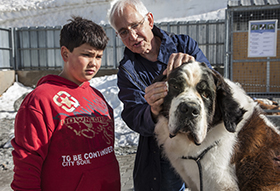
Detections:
[154, 61, 280, 191]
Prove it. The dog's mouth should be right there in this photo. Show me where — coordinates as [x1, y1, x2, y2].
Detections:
[188, 132, 202, 146]
[167, 99, 207, 145]
[169, 128, 202, 146]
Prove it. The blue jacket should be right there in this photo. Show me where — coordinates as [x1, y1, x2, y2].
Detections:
[117, 25, 211, 191]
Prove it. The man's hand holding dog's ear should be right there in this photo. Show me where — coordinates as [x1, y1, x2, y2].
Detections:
[144, 82, 168, 121]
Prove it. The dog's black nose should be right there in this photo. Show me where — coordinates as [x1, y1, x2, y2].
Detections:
[178, 102, 200, 119]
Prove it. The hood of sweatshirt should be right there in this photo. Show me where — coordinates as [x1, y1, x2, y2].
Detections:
[37, 74, 90, 89]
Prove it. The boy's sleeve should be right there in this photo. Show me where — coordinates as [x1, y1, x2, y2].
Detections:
[11, 105, 50, 191]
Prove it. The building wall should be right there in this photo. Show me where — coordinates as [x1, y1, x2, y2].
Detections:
[0, 69, 118, 95]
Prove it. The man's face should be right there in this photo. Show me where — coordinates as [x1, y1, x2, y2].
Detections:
[113, 5, 154, 56]
[61, 43, 103, 85]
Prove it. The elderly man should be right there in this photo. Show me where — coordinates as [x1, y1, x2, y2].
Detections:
[108, 0, 211, 190]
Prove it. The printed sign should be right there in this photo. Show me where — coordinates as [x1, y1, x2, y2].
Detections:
[248, 19, 278, 57]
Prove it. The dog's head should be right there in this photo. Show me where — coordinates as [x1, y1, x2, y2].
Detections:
[158, 61, 246, 145]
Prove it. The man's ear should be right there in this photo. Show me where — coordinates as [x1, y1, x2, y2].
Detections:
[61, 46, 69, 62]
[147, 12, 154, 28]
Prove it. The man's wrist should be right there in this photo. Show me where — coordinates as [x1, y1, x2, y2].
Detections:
[151, 109, 159, 123]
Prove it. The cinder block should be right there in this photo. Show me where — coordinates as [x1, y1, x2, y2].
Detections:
[0, 70, 15, 95]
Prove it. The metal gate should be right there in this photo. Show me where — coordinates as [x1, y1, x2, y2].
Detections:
[225, 0, 280, 98]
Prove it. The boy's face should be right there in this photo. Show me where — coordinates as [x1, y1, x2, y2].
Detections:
[61, 43, 103, 85]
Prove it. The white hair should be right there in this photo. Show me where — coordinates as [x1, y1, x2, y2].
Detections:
[108, 0, 149, 31]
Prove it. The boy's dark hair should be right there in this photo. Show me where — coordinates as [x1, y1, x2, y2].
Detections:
[60, 16, 109, 52]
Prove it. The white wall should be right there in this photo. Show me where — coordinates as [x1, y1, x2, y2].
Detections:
[0, 0, 227, 28]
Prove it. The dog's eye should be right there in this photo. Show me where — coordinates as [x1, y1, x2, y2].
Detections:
[171, 84, 179, 90]
[201, 91, 210, 99]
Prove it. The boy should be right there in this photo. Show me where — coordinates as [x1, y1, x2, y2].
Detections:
[11, 16, 121, 191]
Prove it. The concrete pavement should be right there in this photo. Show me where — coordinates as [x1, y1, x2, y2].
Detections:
[117, 154, 135, 191]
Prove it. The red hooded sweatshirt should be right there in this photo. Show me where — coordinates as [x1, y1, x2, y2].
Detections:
[11, 75, 120, 191]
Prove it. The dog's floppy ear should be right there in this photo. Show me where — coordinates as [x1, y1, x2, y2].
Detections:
[213, 70, 246, 132]
[152, 74, 167, 83]
[153, 61, 193, 83]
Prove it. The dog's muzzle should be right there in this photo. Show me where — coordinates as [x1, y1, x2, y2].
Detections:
[178, 102, 200, 120]
[169, 101, 201, 139]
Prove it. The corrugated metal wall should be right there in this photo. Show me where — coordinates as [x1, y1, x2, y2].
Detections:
[15, 26, 62, 70]
[0, 20, 225, 72]
[157, 20, 225, 70]
[0, 28, 13, 70]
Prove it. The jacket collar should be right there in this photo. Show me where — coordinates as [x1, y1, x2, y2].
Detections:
[123, 25, 178, 65]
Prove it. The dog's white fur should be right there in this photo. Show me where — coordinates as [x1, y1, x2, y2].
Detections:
[154, 62, 279, 191]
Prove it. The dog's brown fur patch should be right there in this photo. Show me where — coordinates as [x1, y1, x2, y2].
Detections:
[232, 109, 280, 191]
[255, 99, 280, 115]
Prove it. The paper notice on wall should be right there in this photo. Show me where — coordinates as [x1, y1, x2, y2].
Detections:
[248, 20, 278, 57]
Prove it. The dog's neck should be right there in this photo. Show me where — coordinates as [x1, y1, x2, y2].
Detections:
[181, 140, 220, 191]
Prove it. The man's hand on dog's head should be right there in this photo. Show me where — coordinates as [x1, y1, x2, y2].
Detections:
[163, 53, 195, 76]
